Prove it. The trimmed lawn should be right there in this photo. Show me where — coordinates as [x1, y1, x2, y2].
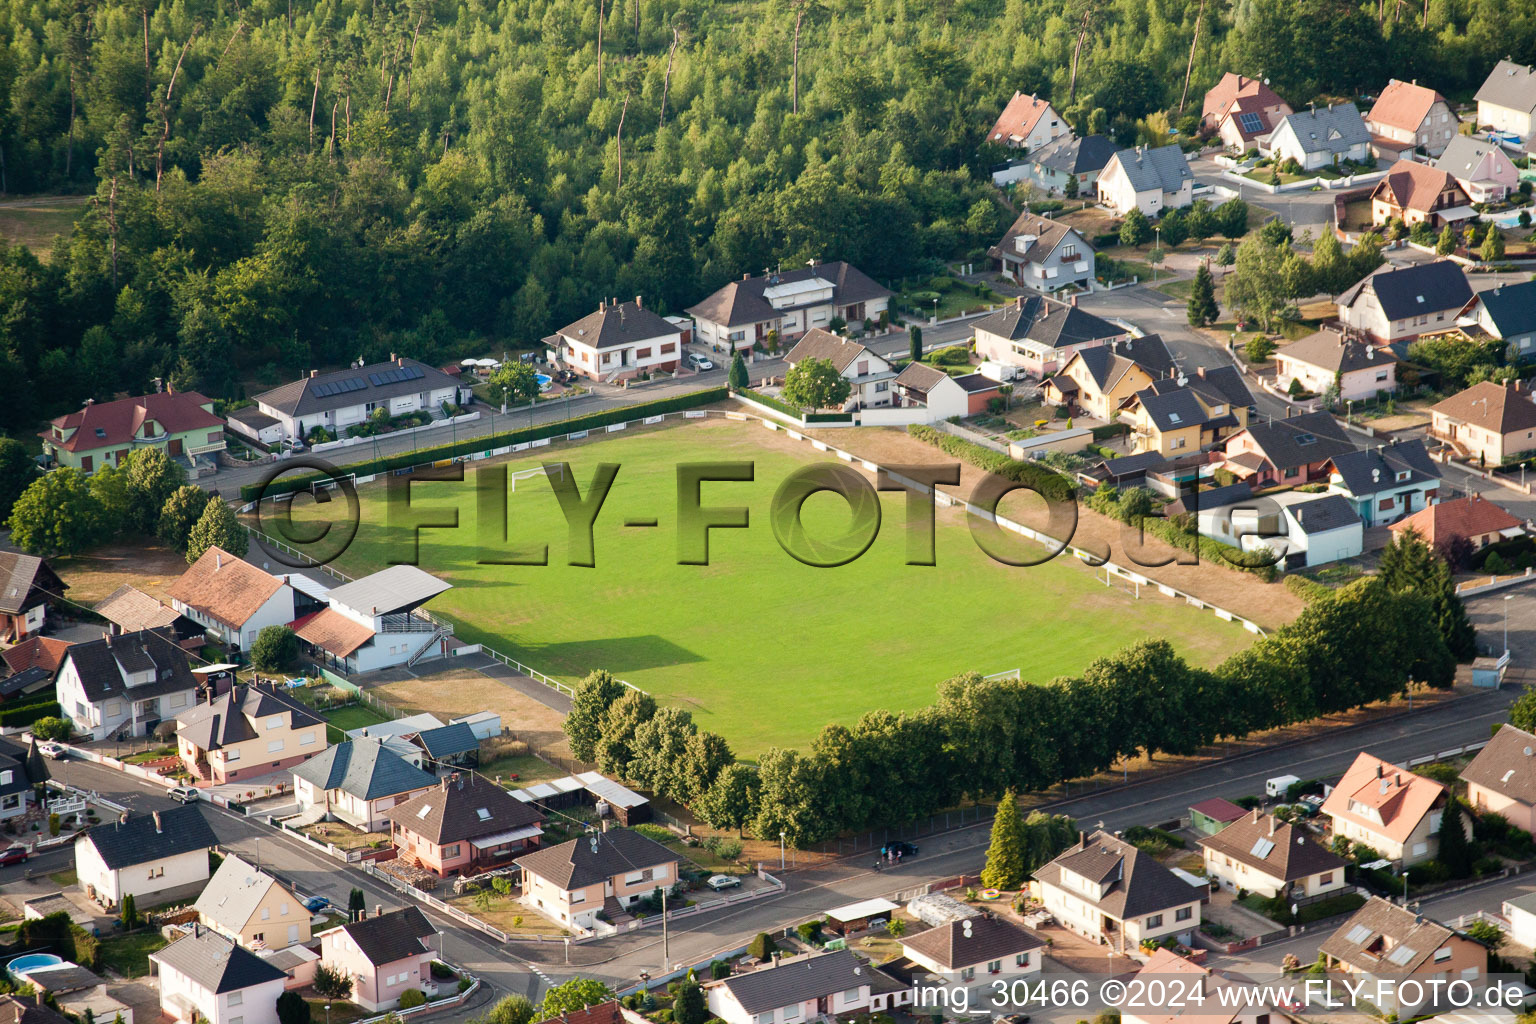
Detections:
[279, 419, 1249, 755]
[48, 869, 76, 887]
[1155, 278, 1194, 301]
[97, 930, 168, 978]
[322, 705, 388, 743]
[478, 753, 561, 785]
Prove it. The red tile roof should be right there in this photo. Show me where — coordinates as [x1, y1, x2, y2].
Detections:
[1371, 160, 1465, 213]
[1367, 79, 1451, 134]
[1202, 73, 1288, 124]
[167, 547, 285, 629]
[989, 92, 1056, 143]
[43, 392, 222, 453]
[292, 609, 374, 658]
[1320, 752, 1445, 845]
[1389, 494, 1523, 547]
[1, 636, 71, 675]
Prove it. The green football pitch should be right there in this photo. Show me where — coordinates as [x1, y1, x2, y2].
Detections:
[279, 419, 1252, 755]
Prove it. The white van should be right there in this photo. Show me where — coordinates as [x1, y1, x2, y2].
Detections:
[1265, 774, 1302, 799]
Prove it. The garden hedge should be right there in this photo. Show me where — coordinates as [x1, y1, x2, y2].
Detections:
[907, 424, 1075, 504]
[0, 700, 61, 729]
[737, 388, 800, 419]
[241, 387, 729, 500]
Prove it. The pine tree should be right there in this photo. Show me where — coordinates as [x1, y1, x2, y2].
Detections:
[1436, 223, 1457, 256]
[1379, 528, 1477, 663]
[120, 893, 138, 929]
[1187, 264, 1218, 326]
[1437, 797, 1472, 878]
[980, 789, 1027, 890]
[673, 974, 707, 1024]
[1480, 226, 1505, 263]
[909, 326, 923, 363]
[728, 352, 748, 390]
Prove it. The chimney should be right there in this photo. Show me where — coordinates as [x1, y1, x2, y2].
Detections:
[1377, 763, 1384, 778]
[397, 356, 405, 367]
[1070, 294, 1078, 308]
[390, 352, 397, 362]
[1269, 815, 1276, 837]
[153, 811, 162, 833]
[1252, 807, 1261, 823]
[376, 904, 383, 919]
[357, 909, 366, 920]
[1015, 295, 1024, 311]
[441, 775, 449, 791]
[635, 295, 643, 309]
[309, 370, 318, 378]
[215, 551, 222, 571]
[742, 273, 750, 281]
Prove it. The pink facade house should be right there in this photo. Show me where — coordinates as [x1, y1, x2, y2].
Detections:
[319, 907, 439, 1012]
[386, 772, 545, 878]
[515, 828, 680, 931]
[1434, 135, 1520, 203]
[1462, 724, 1536, 834]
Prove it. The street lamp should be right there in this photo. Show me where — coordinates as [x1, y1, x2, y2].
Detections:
[779, 831, 786, 871]
[1505, 594, 1514, 653]
[1402, 870, 1409, 905]
[1346, 399, 1354, 425]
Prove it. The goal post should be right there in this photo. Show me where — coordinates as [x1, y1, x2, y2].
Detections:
[1097, 564, 1140, 599]
[510, 464, 566, 491]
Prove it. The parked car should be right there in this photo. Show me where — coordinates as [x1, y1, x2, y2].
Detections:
[687, 353, 715, 371]
[706, 874, 741, 891]
[0, 845, 29, 867]
[301, 895, 331, 913]
[37, 742, 66, 761]
[168, 785, 200, 804]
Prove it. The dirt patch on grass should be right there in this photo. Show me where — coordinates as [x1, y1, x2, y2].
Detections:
[371, 667, 574, 762]
[53, 540, 191, 605]
[799, 426, 1305, 631]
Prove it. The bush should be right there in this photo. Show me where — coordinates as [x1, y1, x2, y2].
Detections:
[747, 932, 777, 961]
[907, 425, 1074, 504]
[1284, 575, 1331, 603]
[398, 990, 427, 1010]
[241, 387, 730, 500]
[717, 840, 743, 860]
[1091, 422, 1130, 440]
[1141, 514, 1278, 582]
[928, 345, 971, 366]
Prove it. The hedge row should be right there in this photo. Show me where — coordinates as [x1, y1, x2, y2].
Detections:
[0, 700, 61, 728]
[241, 387, 729, 500]
[1091, 422, 1131, 440]
[906, 424, 1075, 503]
[737, 388, 801, 419]
[1283, 574, 1332, 603]
[1142, 515, 1279, 583]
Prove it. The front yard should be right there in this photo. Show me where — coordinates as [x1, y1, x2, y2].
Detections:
[96, 930, 168, 978]
[447, 891, 571, 937]
[302, 820, 390, 851]
[321, 705, 390, 743]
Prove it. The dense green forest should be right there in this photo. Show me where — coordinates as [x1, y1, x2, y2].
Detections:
[0, 0, 1529, 434]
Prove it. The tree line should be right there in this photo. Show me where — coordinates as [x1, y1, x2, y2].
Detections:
[568, 546, 1468, 846]
[0, 0, 1526, 437]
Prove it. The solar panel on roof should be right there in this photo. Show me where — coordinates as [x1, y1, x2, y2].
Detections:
[1238, 112, 1265, 133]
[368, 373, 384, 386]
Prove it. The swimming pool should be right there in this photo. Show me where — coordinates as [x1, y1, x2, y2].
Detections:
[536, 373, 553, 392]
[8, 954, 63, 982]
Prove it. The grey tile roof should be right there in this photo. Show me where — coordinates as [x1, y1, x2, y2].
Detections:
[1476, 280, 1536, 340]
[0, 554, 51, 616]
[151, 927, 287, 993]
[1187, 365, 1254, 409]
[900, 915, 1043, 971]
[556, 300, 679, 351]
[1135, 386, 1210, 433]
[341, 907, 436, 966]
[0, 994, 74, 1024]
[291, 738, 436, 801]
[1337, 260, 1472, 321]
[1460, 723, 1536, 805]
[1035, 133, 1116, 176]
[893, 362, 951, 393]
[688, 263, 890, 329]
[782, 329, 870, 374]
[325, 565, 451, 617]
[61, 629, 199, 706]
[1434, 135, 1507, 181]
[1107, 144, 1193, 194]
[712, 950, 891, 1014]
[514, 828, 678, 891]
[1036, 830, 1202, 919]
[1230, 411, 1355, 472]
[1274, 103, 1371, 155]
[413, 722, 480, 760]
[177, 682, 325, 752]
[972, 295, 1123, 350]
[1476, 60, 1536, 115]
[1326, 439, 1439, 497]
[255, 358, 462, 418]
[80, 805, 217, 870]
[986, 211, 1092, 270]
[1318, 897, 1459, 974]
[1287, 494, 1362, 535]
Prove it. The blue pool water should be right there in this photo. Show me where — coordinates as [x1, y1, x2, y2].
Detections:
[8, 954, 63, 981]
[536, 373, 553, 391]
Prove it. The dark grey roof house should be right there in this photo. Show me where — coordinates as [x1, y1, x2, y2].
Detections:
[150, 925, 287, 995]
[291, 737, 437, 830]
[75, 806, 218, 909]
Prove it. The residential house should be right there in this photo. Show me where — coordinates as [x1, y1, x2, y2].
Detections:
[1044, 334, 1175, 421]
[688, 262, 891, 352]
[1428, 379, 1536, 464]
[1324, 439, 1441, 527]
[55, 629, 201, 740]
[782, 329, 896, 409]
[1460, 280, 1536, 361]
[703, 949, 910, 1024]
[1336, 260, 1474, 345]
[988, 92, 1069, 151]
[1194, 490, 1364, 568]
[987, 211, 1095, 292]
[1220, 411, 1356, 487]
[1319, 898, 1486, 1014]
[1503, 892, 1536, 949]
[40, 391, 225, 475]
[235, 357, 468, 446]
[75, 806, 218, 910]
[0, 995, 74, 1024]
[891, 364, 1000, 421]
[176, 681, 327, 784]
[1199, 808, 1348, 899]
[195, 853, 312, 950]
[0, 742, 35, 822]
[1369, 160, 1474, 230]
[0, 554, 66, 643]
[1125, 368, 1253, 455]
[1122, 948, 1282, 1024]
[1096, 145, 1195, 217]
[1434, 135, 1519, 202]
[1366, 79, 1459, 160]
[899, 914, 1044, 987]
[1189, 797, 1248, 837]
[0, 635, 70, 703]
[1267, 104, 1372, 170]
[1034, 830, 1203, 952]
[318, 907, 439, 1012]
[549, 298, 684, 382]
[150, 927, 286, 1024]
[93, 585, 200, 644]
[971, 294, 1128, 377]
[1321, 752, 1461, 866]
[1462, 724, 1536, 835]
[386, 772, 545, 877]
[1273, 329, 1398, 401]
[1476, 60, 1536, 139]
[167, 547, 295, 653]
[515, 828, 680, 930]
[291, 564, 454, 675]
[1202, 73, 1293, 152]
[1021, 134, 1116, 195]
[290, 738, 438, 831]
[1388, 493, 1524, 551]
